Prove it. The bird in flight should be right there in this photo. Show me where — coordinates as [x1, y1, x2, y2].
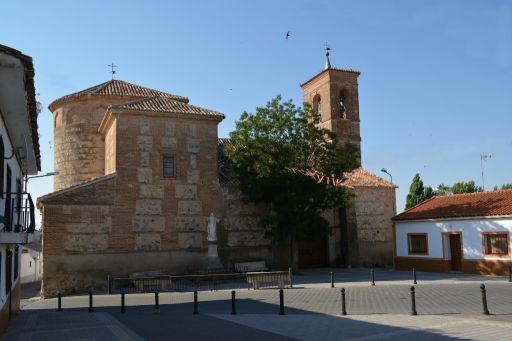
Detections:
[286, 31, 291, 40]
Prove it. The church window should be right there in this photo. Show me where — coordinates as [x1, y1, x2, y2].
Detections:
[163, 155, 176, 178]
[313, 95, 321, 116]
[339, 92, 347, 119]
[408, 234, 428, 255]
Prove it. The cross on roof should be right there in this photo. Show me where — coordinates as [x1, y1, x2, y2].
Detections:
[108, 63, 118, 80]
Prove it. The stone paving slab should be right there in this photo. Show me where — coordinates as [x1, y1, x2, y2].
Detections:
[1, 311, 145, 341]
[212, 313, 512, 341]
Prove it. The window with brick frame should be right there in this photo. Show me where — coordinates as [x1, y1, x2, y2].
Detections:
[483, 233, 509, 256]
[408, 234, 428, 255]
[163, 155, 176, 178]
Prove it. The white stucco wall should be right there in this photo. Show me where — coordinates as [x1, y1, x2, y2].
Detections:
[0, 108, 26, 310]
[395, 217, 512, 260]
[20, 248, 41, 284]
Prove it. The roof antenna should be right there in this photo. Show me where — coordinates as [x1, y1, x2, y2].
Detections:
[108, 63, 117, 80]
[324, 43, 331, 70]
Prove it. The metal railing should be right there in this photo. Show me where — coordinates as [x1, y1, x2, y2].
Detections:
[108, 271, 292, 294]
[1, 192, 35, 233]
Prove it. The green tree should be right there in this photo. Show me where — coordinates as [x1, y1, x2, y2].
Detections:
[424, 186, 435, 200]
[435, 184, 451, 196]
[225, 96, 359, 268]
[450, 181, 483, 194]
[405, 173, 426, 209]
[495, 184, 512, 190]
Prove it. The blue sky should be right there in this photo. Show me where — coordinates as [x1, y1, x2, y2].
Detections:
[2, 0, 511, 220]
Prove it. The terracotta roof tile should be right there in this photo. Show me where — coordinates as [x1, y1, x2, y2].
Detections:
[49, 79, 188, 111]
[393, 190, 512, 221]
[110, 96, 224, 119]
[342, 167, 396, 188]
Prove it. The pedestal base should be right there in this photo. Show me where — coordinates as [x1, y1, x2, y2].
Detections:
[207, 243, 223, 269]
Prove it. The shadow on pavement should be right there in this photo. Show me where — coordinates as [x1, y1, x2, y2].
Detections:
[4, 298, 467, 340]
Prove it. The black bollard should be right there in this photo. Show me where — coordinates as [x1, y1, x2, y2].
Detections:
[371, 269, 375, 286]
[289, 267, 293, 289]
[89, 292, 94, 313]
[509, 266, 511, 283]
[340, 288, 347, 315]
[330, 272, 335, 288]
[410, 286, 417, 315]
[154, 292, 160, 313]
[413, 268, 417, 285]
[231, 290, 237, 315]
[57, 293, 62, 312]
[193, 291, 198, 315]
[279, 289, 285, 315]
[480, 284, 490, 315]
[121, 293, 125, 314]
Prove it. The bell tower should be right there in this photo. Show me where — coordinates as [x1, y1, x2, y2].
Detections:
[300, 48, 362, 165]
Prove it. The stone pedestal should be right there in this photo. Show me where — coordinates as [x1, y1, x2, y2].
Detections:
[207, 242, 223, 269]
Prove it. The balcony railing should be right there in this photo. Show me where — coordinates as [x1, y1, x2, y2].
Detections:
[1, 192, 35, 234]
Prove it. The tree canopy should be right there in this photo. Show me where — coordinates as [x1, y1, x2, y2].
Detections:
[225, 96, 359, 244]
[405, 175, 484, 209]
[494, 184, 512, 190]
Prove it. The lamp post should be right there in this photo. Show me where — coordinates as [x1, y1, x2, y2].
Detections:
[24, 172, 59, 192]
[380, 168, 392, 184]
[381, 168, 396, 214]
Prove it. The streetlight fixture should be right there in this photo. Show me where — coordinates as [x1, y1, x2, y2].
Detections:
[380, 168, 392, 184]
[24, 171, 59, 192]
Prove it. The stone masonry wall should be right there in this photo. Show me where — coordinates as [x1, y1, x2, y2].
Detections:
[353, 186, 395, 266]
[218, 184, 271, 267]
[40, 110, 223, 297]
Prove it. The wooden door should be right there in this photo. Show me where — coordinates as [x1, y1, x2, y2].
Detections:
[449, 234, 462, 271]
[298, 235, 328, 268]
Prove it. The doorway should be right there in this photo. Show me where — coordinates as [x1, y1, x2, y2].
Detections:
[298, 235, 328, 268]
[449, 234, 462, 271]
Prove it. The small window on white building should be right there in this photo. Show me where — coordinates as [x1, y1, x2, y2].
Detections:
[482, 233, 509, 256]
[408, 234, 428, 255]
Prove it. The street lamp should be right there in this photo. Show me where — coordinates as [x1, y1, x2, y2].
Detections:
[380, 168, 392, 184]
[24, 171, 59, 192]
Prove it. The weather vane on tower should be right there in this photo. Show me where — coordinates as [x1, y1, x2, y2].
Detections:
[324, 42, 331, 70]
[108, 63, 118, 80]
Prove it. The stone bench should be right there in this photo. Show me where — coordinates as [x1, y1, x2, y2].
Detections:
[234, 261, 268, 273]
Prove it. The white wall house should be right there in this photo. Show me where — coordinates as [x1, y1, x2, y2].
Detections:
[0, 44, 41, 334]
[393, 190, 512, 275]
[20, 230, 41, 284]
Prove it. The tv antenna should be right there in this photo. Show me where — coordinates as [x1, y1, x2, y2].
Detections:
[108, 63, 118, 80]
[480, 152, 492, 190]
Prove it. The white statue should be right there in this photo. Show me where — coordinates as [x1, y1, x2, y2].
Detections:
[207, 213, 220, 242]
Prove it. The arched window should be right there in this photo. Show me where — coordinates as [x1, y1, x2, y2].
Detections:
[313, 95, 321, 116]
[339, 92, 347, 119]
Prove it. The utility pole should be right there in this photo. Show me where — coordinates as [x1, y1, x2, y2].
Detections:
[480, 153, 491, 191]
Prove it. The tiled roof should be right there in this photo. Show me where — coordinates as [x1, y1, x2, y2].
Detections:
[110, 96, 224, 119]
[342, 167, 396, 188]
[393, 190, 512, 221]
[49, 79, 188, 111]
[300, 67, 360, 88]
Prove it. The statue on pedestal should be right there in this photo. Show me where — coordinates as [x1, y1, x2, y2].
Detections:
[207, 213, 220, 243]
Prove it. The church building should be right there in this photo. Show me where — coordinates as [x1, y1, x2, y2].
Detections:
[38, 56, 396, 297]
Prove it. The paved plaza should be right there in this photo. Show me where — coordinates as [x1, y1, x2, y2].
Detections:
[4, 269, 512, 340]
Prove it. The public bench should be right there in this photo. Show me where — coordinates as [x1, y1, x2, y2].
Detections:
[246, 271, 290, 289]
[234, 261, 268, 273]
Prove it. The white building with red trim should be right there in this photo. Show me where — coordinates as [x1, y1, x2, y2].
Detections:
[393, 190, 512, 275]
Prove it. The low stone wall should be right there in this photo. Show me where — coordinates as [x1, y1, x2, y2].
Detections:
[42, 251, 207, 298]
